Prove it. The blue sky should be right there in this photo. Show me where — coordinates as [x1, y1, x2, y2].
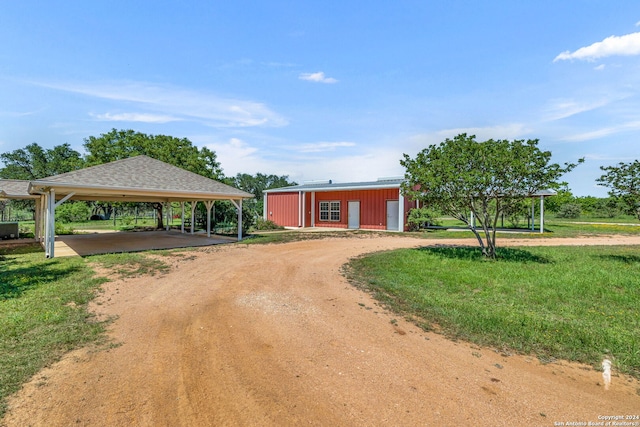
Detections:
[1, 1, 640, 196]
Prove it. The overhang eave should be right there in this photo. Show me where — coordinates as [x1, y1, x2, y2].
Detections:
[28, 183, 252, 202]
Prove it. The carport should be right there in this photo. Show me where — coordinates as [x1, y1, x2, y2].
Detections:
[13, 155, 251, 258]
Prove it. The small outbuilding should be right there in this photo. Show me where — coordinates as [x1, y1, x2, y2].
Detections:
[263, 178, 417, 232]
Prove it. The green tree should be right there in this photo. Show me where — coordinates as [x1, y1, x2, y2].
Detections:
[0, 142, 83, 180]
[401, 133, 580, 258]
[0, 142, 84, 215]
[596, 160, 640, 220]
[232, 173, 297, 218]
[83, 129, 225, 228]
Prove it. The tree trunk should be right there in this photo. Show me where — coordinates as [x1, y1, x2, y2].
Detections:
[152, 203, 164, 229]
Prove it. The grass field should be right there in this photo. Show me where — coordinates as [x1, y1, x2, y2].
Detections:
[345, 244, 640, 378]
[0, 246, 108, 416]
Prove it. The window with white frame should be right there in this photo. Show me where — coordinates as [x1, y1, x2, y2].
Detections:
[319, 201, 341, 221]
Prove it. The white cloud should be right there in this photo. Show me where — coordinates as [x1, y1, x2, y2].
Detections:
[89, 112, 180, 123]
[594, 64, 606, 71]
[554, 32, 640, 62]
[292, 141, 356, 153]
[298, 72, 338, 84]
[561, 120, 640, 141]
[27, 79, 288, 128]
[542, 98, 610, 121]
[435, 123, 532, 140]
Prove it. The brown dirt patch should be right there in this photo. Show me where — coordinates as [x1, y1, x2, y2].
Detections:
[3, 235, 640, 426]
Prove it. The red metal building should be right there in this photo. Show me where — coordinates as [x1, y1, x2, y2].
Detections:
[263, 178, 416, 231]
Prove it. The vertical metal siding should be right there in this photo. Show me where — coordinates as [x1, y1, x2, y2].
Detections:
[314, 189, 401, 230]
[269, 188, 417, 231]
[266, 192, 300, 227]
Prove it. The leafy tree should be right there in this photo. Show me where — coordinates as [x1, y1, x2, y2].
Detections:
[0, 142, 83, 180]
[401, 133, 580, 258]
[556, 203, 582, 219]
[541, 185, 574, 213]
[232, 173, 297, 218]
[596, 160, 640, 220]
[56, 202, 92, 223]
[83, 129, 225, 228]
[0, 142, 84, 215]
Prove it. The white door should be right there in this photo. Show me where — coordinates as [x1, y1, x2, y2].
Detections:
[386, 200, 399, 231]
[348, 201, 360, 229]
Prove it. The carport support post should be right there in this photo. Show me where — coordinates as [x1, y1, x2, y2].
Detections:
[231, 199, 243, 241]
[191, 202, 197, 235]
[204, 201, 214, 237]
[43, 190, 52, 257]
[531, 199, 535, 231]
[540, 195, 544, 234]
[180, 202, 185, 234]
[165, 202, 170, 231]
[238, 199, 242, 241]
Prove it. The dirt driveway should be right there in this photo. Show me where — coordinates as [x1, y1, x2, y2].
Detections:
[3, 235, 640, 426]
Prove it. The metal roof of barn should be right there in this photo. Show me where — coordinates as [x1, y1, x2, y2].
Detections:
[263, 178, 405, 193]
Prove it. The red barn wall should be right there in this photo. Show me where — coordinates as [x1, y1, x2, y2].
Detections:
[267, 188, 417, 231]
[266, 192, 299, 227]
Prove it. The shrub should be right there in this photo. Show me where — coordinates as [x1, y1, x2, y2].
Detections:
[56, 202, 91, 223]
[407, 207, 440, 231]
[556, 203, 581, 219]
[54, 222, 75, 235]
[253, 218, 284, 231]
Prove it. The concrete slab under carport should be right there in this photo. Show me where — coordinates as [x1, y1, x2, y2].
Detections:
[54, 230, 237, 257]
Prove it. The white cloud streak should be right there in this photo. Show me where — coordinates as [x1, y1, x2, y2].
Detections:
[292, 141, 356, 153]
[435, 123, 532, 140]
[542, 98, 611, 121]
[89, 112, 181, 123]
[299, 72, 338, 84]
[561, 120, 640, 141]
[554, 32, 640, 62]
[28, 79, 288, 128]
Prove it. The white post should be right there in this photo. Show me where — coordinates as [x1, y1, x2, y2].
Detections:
[191, 202, 197, 235]
[205, 201, 214, 238]
[531, 198, 535, 231]
[181, 202, 185, 234]
[237, 199, 243, 241]
[43, 193, 50, 257]
[311, 192, 315, 227]
[263, 193, 267, 221]
[165, 202, 170, 231]
[398, 193, 405, 232]
[301, 192, 305, 228]
[48, 189, 56, 258]
[540, 196, 544, 234]
[298, 191, 302, 227]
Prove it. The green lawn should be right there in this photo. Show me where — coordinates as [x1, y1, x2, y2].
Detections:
[345, 245, 640, 378]
[0, 246, 108, 416]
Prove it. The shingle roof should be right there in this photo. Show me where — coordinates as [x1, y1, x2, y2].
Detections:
[0, 179, 39, 199]
[28, 155, 252, 200]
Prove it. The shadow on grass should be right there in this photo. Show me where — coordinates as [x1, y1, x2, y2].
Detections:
[417, 245, 551, 263]
[0, 259, 83, 300]
[599, 254, 640, 264]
